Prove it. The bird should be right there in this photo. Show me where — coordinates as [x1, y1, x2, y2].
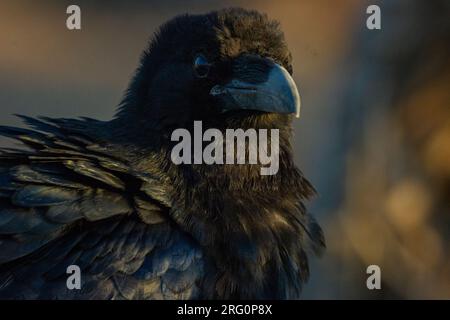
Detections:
[0, 8, 324, 299]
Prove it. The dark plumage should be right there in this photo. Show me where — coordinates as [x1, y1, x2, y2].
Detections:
[0, 8, 324, 299]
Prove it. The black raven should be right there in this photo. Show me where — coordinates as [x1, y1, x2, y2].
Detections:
[0, 8, 324, 299]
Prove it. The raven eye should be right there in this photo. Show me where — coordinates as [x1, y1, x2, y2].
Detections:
[193, 55, 210, 78]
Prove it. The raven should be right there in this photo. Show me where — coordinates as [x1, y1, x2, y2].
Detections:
[0, 8, 324, 299]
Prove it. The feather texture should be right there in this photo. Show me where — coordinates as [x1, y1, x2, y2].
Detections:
[0, 116, 204, 299]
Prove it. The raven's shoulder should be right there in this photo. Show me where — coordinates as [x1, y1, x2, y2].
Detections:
[0, 215, 204, 299]
[0, 116, 204, 299]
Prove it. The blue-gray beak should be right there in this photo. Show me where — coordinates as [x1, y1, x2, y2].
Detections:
[210, 62, 301, 118]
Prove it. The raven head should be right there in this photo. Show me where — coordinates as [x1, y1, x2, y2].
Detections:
[115, 8, 300, 137]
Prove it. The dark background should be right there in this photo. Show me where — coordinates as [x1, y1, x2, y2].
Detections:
[1, 0, 449, 299]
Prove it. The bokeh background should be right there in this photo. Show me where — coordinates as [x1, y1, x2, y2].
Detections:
[0, 0, 449, 299]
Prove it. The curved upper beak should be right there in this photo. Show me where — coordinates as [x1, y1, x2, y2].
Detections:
[210, 62, 301, 118]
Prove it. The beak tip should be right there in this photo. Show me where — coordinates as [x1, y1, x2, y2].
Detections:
[295, 99, 301, 118]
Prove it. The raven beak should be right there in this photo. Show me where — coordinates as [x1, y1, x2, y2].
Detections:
[210, 62, 301, 118]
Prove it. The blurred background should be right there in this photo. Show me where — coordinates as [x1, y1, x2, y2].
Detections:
[0, 0, 449, 299]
